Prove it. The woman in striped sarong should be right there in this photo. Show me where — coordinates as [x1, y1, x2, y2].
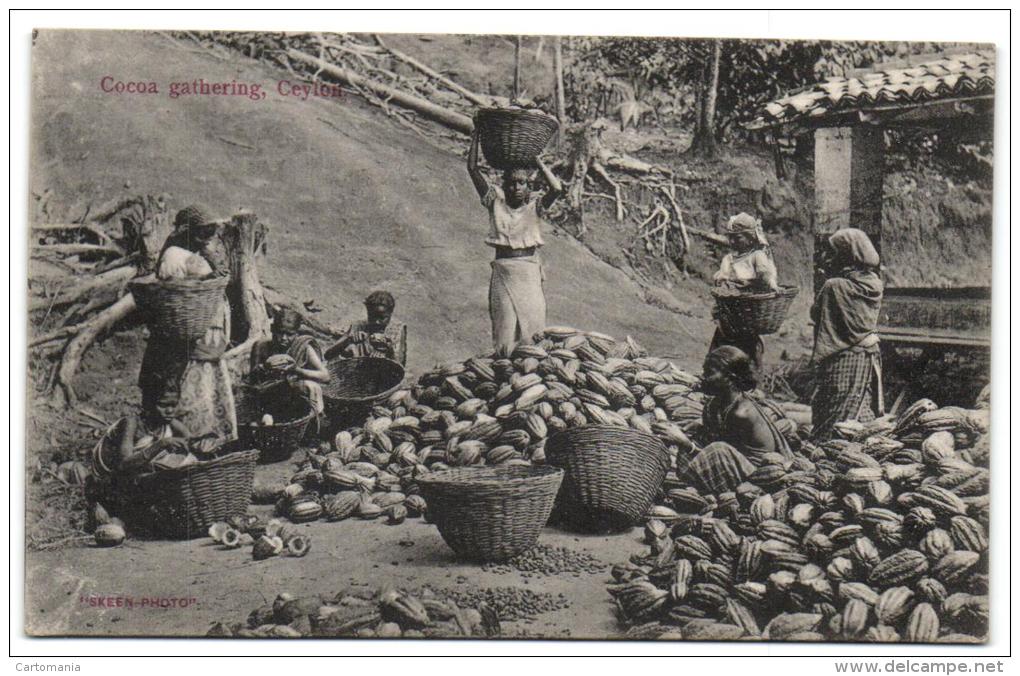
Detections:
[810, 228, 884, 442]
[677, 346, 795, 494]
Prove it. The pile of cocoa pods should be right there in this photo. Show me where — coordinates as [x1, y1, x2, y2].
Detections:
[265, 326, 715, 526]
[608, 397, 991, 643]
[208, 587, 500, 638]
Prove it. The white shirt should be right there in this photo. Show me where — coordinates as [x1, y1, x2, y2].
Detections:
[481, 186, 545, 250]
[714, 249, 778, 291]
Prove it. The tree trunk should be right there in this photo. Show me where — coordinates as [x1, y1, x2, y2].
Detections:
[553, 36, 567, 142]
[513, 35, 522, 99]
[221, 211, 272, 375]
[690, 39, 721, 158]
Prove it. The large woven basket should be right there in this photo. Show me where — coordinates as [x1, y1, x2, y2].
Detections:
[322, 356, 405, 404]
[544, 425, 670, 533]
[712, 285, 799, 336]
[417, 465, 564, 562]
[235, 383, 315, 463]
[114, 448, 257, 539]
[129, 274, 229, 343]
[474, 107, 559, 170]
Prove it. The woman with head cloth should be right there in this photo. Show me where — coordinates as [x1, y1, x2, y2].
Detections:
[325, 290, 407, 366]
[676, 346, 795, 494]
[810, 228, 884, 441]
[138, 203, 237, 445]
[709, 212, 780, 369]
[466, 128, 563, 357]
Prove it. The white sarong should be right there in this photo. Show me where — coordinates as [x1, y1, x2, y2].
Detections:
[489, 256, 546, 357]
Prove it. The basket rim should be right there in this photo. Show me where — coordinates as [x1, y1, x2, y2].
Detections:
[250, 407, 316, 429]
[322, 356, 406, 404]
[418, 464, 563, 488]
[711, 285, 799, 301]
[474, 106, 560, 125]
[131, 447, 258, 481]
[129, 274, 230, 290]
[545, 424, 667, 450]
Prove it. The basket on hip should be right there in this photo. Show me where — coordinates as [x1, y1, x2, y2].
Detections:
[544, 425, 670, 533]
[417, 465, 563, 562]
[474, 108, 560, 170]
[712, 285, 799, 336]
[114, 448, 258, 539]
[129, 274, 230, 343]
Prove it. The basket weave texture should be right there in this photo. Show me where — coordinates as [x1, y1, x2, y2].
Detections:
[234, 384, 314, 464]
[322, 357, 405, 406]
[545, 425, 670, 533]
[129, 275, 229, 343]
[115, 448, 257, 539]
[712, 285, 799, 336]
[417, 465, 564, 562]
[474, 108, 559, 169]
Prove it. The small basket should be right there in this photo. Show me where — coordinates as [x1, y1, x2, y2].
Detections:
[544, 425, 670, 533]
[129, 274, 229, 343]
[114, 447, 258, 539]
[235, 383, 315, 463]
[474, 107, 559, 170]
[712, 285, 799, 336]
[417, 465, 564, 562]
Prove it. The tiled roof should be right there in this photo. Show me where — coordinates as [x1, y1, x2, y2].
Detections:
[746, 51, 995, 129]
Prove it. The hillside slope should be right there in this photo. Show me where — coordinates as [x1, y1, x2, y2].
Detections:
[31, 29, 716, 377]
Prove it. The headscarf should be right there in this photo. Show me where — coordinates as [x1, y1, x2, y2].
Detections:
[724, 212, 770, 251]
[705, 346, 757, 392]
[828, 228, 880, 271]
[364, 290, 395, 311]
[812, 229, 883, 363]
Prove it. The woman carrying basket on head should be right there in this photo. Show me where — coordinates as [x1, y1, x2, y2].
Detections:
[138, 204, 237, 443]
[467, 128, 563, 357]
[709, 212, 779, 370]
[810, 228, 884, 442]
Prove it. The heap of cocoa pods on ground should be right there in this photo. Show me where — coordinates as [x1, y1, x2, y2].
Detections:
[208, 586, 500, 638]
[265, 326, 707, 526]
[608, 398, 990, 643]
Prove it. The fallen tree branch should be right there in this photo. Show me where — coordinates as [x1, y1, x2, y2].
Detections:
[287, 48, 474, 134]
[373, 34, 496, 107]
[28, 265, 137, 312]
[31, 222, 115, 245]
[31, 243, 124, 258]
[55, 293, 137, 406]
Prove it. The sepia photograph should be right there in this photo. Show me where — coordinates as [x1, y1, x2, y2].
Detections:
[17, 11, 1002, 656]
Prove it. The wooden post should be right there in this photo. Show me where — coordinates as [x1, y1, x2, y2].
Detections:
[513, 35, 522, 99]
[813, 125, 884, 290]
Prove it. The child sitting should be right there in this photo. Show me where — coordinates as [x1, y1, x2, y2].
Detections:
[250, 308, 330, 418]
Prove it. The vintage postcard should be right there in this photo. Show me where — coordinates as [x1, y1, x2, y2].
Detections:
[25, 26, 993, 644]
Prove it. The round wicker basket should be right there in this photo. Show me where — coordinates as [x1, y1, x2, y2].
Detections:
[544, 425, 670, 533]
[474, 107, 559, 170]
[129, 274, 229, 343]
[418, 465, 563, 562]
[113, 448, 258, 539]
[712, 285, 799, 336]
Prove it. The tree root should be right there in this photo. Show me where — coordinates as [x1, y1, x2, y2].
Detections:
[54, 293, 136, 407]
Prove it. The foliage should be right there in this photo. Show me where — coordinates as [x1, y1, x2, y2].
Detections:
[564, 37, 959, 137]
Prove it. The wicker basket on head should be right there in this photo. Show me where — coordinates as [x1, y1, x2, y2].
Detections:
[474, 107, 559, 170]
[417, 465, 563, 562]
[544, 425, 670, 533]
[114, 447, 258, 539]
[129, 274, 229, 343]
[712, 285, 798, 336]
